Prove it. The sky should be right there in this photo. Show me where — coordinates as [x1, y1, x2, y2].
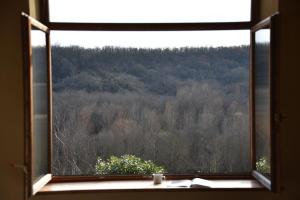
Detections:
[35, 0, 254, 48]
[256, 29, 270, 44]
[48, 0, 251, 23]
[50, 31, 250, 49]
[31, 30, 46, 47]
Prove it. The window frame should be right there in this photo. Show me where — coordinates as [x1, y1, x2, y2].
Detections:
[23, 0, 280, 195]
[46, 0, 255, 182]
[47, 28, 253, 181]
[22, 12, 53, 196]
[250, 14, 280, 192]
[46, 0, 252, 180]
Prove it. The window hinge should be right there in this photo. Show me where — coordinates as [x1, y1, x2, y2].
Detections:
[11, 163, 28, 174]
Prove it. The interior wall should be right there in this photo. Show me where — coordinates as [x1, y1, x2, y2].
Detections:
[257, 0, 279, 20]
[0, 0, 28, 200]
[276, 0, 300, 199]
[1, 0, 300, 200]
[29, 0, 41, 19]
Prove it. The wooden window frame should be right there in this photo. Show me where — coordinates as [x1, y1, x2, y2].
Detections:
[46, 24, 254, 182]
[43, 0, 254, 180]
[23, 0, 280, 195]
[250, 14, 280, 192]
[22, 13, 53, 196]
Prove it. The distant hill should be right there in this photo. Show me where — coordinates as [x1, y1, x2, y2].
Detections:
[50, 46, 249, 96]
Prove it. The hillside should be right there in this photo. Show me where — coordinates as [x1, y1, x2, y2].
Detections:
[47, 46, 251, 175]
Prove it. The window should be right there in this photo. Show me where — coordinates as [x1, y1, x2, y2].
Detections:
[50, 30, 251, 176]
[22, 0, 280, 196]
[22, 13, 52, 195]
[251, 15, 279, 191]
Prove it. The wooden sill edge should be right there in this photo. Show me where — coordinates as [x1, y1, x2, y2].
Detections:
[38, 179, 266, 194]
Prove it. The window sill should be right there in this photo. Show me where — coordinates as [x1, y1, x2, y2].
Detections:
[38, 179, 265, 194]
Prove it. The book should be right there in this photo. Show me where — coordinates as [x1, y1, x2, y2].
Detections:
[167, 178, 212, 188]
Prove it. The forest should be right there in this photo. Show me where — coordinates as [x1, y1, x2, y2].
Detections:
[49, 45, 251, 175]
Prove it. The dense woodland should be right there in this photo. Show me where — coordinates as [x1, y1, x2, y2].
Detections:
[49, 45, 251, 175]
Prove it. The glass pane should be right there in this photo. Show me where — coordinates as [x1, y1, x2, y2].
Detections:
[51, 30, 250, 176]
[49, 0, 251, 23]
[31, 28, 49, 181]
[254, 29, 271, 179]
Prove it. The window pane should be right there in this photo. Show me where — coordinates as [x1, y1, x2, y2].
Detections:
[254, 29, 271, 179]
[51, 30, 250, 175]
[49, 0, 251, 23]
[31, 29, 49, 181]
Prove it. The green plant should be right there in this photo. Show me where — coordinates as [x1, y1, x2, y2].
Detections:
[256, 157, 270, 174]
[95, 154, 165, 175]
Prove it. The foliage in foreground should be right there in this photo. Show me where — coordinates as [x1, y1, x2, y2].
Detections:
[95, 155, 166, 175]
[256, 157, 270, 174]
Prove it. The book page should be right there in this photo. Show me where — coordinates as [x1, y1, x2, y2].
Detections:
[190, 178, 212, 188]
[167, 180, 192, 188]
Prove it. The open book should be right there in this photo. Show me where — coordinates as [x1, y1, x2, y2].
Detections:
[167, 178, 212, 188]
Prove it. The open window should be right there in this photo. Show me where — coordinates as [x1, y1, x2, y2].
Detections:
[22, 13, 52, 196]
[250, 14, 279, 192]
[22, 0, 280, 196]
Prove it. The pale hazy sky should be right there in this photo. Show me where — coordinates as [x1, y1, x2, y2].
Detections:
[49, 0, 251, 23]
[256, 29, 270, 44]
[36, 0, 253, 48]
[31, 30, 46, 47]
[50, 31, 250, 48]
